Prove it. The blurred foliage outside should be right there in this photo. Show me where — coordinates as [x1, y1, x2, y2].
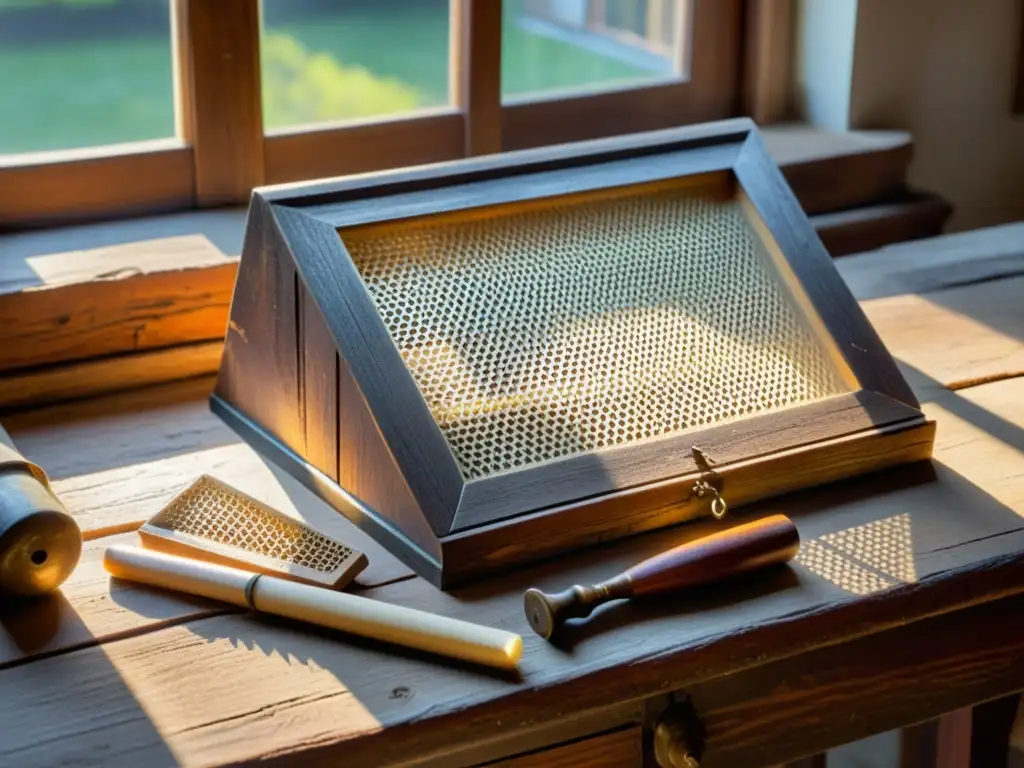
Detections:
[0, 0, 658, 154]
[261, 33, 419, 128]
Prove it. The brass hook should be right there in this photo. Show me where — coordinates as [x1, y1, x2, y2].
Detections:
[691, 446, 728, 520]
[692, 480, 728, 519]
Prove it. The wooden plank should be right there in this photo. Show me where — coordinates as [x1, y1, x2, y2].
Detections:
[812, 193, 953, 257]
[477, 727, 642, 768]
[744, 0, 795, 124]
[2, 375, 1024, 764]
[0, 531, 229, 670]
[0, 142, 195, 229]
[861, 276, 1024, 391]
[451, 0, 502, 156]
[174, 0, 264, 205]
[1015, 3, 1024, 114]
[301, 287, 339, 482]
[836, 222, 1024, 302]
[763, 124, 912, 215]
[0, 235, 233, 373]
[0, 230, 236, 294]
[336, 350, 443, 561]
[689, 595, 1024, 767]
[263, 111, 465, 186]
[0, 341, 223, 410]
[214, 195, 304, 455]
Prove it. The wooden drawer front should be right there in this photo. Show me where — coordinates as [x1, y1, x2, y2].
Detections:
[478, 726, 643, 768]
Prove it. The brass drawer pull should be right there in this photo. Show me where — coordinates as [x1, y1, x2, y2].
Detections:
[653, 702, 705, 768]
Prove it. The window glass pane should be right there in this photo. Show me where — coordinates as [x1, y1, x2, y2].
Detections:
[502, 0, 681, 100]
[261, 0, 450, 131]
[0, 0, 175, 155]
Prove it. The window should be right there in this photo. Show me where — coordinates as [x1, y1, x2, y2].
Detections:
[0, 0, 176, 154]
[0, 0, 743, 228]
[260, 0, 451, 130]
[501, 0, 682, 99]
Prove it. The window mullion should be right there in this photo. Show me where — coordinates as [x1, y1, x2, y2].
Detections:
[174, 0, 265, 205]
[451, 0, 503, 156]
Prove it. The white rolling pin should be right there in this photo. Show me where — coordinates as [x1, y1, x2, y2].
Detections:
[104, 545, 522, 670]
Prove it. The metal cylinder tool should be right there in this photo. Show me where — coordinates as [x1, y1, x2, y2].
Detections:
[0, 424, 81, 598]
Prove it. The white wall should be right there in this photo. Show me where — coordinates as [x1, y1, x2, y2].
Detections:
[793, 0, 859, 131]
[796, 0, 1024, 232]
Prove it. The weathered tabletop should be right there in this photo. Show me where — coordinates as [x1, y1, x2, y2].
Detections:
[1, 223, 1023, 767]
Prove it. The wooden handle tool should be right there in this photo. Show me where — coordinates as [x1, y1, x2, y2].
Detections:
[524, 515, 800, 639]
[105, 545, 522, 670]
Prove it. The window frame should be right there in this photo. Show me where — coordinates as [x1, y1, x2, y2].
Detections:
[0, 0, 755, 228]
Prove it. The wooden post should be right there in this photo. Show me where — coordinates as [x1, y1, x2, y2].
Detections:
[174, 0, 265, 206]
[743, 0, 795, 124]
[451, 0, 503, 156]
[1014, 3, 1024, 114]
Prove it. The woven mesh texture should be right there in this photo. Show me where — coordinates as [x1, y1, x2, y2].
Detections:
[150, 477, 355, 573]
[344, 188, 849, 480]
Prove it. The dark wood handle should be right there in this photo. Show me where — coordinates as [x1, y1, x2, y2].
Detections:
[624, 514, 800, 597]
[523, 515, 800, 639]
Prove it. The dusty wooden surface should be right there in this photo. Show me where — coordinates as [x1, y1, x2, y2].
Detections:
[1, 226, 1023, 766]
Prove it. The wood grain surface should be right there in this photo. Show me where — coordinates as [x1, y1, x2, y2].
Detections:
[1, 175, 1023, 767]
[214, 195, 304, 455]
[812, 192, 952, 257]
[174, 0, 264, 204]
[0, 237, 233, 373]
[0, 341, 222, 410]
[861, 275, 1024, 391]
[691, 595, 1024, 767]
[479, 727, 642, 767]
[451, 0, 502, 157]
[835, 221, 1024, 301]
[263, 111, 465, 186]
[2, 367, 1023, 763]
[0, 142, 196, 229]
[743, 0, 794, 124]
[300, 284, 339, 482]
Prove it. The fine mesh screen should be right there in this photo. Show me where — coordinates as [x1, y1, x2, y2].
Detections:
[344, 186, 850, 480]
[149, 476, 357, 574]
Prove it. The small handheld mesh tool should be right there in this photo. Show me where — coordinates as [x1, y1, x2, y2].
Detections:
[138, 475, 367, 590]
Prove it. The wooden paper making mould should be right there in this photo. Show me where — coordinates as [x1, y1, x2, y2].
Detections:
[212, 118, 935, 588]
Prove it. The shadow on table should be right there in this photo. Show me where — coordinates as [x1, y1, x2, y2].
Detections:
[0, 590, 178, 767]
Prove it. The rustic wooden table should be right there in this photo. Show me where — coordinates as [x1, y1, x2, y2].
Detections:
[1, 224, 1022, 767]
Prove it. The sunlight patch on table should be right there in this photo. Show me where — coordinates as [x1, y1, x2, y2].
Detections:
[926, 393, 1024, 518]
[795, 513, 917, 596]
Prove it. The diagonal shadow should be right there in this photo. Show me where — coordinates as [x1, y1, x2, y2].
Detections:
[0, 590, 178, 767]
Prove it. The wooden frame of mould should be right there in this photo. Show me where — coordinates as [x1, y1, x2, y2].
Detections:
[211, 118, 934, 588]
